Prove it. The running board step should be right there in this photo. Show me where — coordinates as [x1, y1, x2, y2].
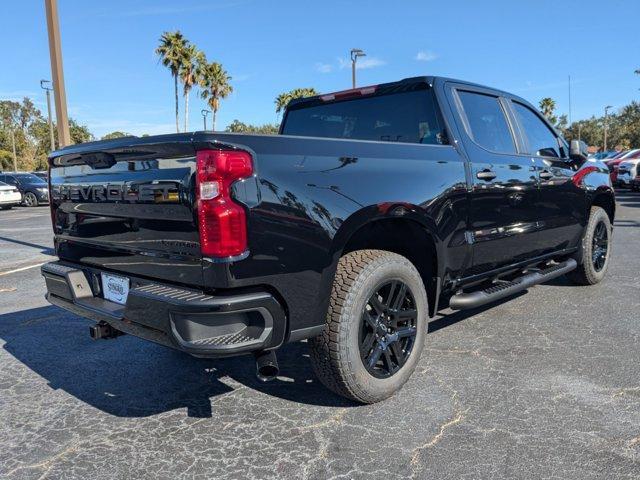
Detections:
[449, 258, 577, 310]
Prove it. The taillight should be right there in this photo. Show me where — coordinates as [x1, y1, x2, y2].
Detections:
[196, 149, 253, 259]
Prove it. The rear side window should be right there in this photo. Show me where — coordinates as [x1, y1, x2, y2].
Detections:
[457, 91, 516, 154]
[3, 175, 18, 186]
[512, 102, 560, 158]
[282, 89, 445, 145]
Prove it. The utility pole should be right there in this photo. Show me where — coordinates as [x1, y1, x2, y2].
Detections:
[604, 105, 613, 152]
[40, 79, 56, 151]
[201, 109, 211, 130]
[45, 0, 71, 147]
[568, 75, 572, 126]
[350, 49, 366, 89]
[10, 130, 17, 171]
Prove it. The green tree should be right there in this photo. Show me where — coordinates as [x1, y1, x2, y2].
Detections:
[179, 44, 205, 132]
[198, 61, 233, 131]
[539, 97, 557, 123]
[275, 88, 318, 114]
[563, 116, 602, 148]
[1, 98, 93, 170]
[156, 30, 188, 133]
[101, 131, 131, 140]
[225, 119, 279, 134]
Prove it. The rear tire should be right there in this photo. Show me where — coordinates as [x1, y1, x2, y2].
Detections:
[567, 206, 612, 285]
[309, 249, 428, 404]
[23, 192, 38, 207]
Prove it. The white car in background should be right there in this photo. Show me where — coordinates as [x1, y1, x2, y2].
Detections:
[617, 159, 640, 190]
[0, 181, 22, 210]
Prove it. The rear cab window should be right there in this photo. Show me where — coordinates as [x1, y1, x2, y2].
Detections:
[281, 84, 446, 145]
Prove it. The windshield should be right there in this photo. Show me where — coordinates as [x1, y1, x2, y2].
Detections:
[15, 174, 46, 185]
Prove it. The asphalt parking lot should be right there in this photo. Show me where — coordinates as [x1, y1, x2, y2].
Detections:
[0, 196, 638, 480]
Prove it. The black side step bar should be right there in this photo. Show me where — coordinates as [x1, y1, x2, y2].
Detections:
[449, 259, 577, 310]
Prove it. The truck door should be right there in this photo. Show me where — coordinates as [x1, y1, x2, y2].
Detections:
[447, 85, 542, 274]
[507, 99, 585, 253]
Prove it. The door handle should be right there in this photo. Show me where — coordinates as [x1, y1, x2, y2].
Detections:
[539, 170, 553, 180]
[476, 169, 497, 181]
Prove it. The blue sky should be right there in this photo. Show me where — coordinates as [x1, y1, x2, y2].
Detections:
[3, 0, 639, 138]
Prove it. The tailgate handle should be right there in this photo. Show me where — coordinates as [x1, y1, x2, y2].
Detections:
[83, 152, 117, 169]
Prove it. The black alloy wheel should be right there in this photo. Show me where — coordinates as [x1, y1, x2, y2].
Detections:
[359, 280, 418, 378]
[591, 221, 609, 272]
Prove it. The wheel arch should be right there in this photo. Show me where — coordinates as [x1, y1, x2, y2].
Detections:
[591, 188, 615, 224]
[330, 204, 442, 317]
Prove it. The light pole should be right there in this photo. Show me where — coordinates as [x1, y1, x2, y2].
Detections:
[604, 105, 613, 152]
[40, 79, 56, 151]
[10, 130, 17, 171]
[44, 0, 71, 147]
[201, 109, 211, 130]
[350, 49, 366, 89]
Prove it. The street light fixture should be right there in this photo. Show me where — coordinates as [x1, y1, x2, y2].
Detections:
[604, 105, 613, 152]
[350, 48, 366, 89]
[40, 79, 56, 152]
[201, 109, 211, 130]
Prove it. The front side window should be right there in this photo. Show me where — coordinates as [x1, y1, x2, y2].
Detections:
[282, 88, 445, 145]
[457, 91, 516, 154]
[512, 102, 560, 158]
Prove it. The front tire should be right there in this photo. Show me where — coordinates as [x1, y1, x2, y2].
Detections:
[309, 250, 428, 404]
[567, 206, 612, 285]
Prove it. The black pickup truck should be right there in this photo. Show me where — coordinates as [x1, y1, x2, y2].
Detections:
[41, 76, 614, 403]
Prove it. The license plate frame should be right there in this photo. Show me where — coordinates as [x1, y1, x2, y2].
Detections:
[101, 272, 130, 305]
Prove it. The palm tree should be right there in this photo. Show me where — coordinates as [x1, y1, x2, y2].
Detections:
[156, 31, 187, 133]
[179, 44, 205, 132]
[539, 97, 556, 121]
[198, 62, 233, 131]
[275, 88, 318, 114]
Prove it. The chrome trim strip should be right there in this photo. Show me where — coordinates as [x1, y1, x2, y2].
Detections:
[202, 250, 250, 264]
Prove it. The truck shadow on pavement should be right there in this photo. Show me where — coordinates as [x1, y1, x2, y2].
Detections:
[1, 299, 515, 418]
[0, 235, 55, 256]
[0, 305, 359, 417]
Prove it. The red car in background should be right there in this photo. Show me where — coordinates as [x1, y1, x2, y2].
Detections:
[606, 149, 640, 185]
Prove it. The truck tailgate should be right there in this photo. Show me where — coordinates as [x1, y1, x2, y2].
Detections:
[49, 137, 203, 286]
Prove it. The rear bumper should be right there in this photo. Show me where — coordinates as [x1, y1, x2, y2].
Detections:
[41, 261, 287, 357]
[0, 193, 21, 205]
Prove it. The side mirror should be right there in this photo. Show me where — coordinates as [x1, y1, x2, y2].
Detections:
[569, 139, 589, 162]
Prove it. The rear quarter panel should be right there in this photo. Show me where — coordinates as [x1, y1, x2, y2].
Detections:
[200, 133, 469, 334]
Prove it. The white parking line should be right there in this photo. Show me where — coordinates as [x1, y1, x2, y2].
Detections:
[0, 262, 47, 276]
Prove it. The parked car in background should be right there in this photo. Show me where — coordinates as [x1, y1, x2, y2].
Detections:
[606, 149, 640, 184]
[0, 172, 49, 206]
[616, 158, 640, 188]
[32, 171, 49, 181]
[0, 181, 22, 210]
[591, 151, 619, 161]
